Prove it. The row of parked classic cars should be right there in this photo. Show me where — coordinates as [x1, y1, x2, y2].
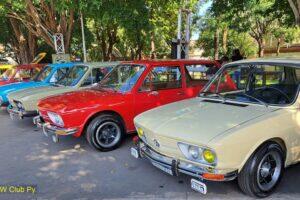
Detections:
[1, 58, 300, 198]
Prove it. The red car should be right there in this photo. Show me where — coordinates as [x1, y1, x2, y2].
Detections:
[0, 64, 45, 86]
[35, 60, 221, 151]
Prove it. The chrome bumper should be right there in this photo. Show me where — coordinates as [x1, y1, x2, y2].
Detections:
[8, 107, 38, 119]
[135, 141, 237, 182]
[33, 116, 78, 143]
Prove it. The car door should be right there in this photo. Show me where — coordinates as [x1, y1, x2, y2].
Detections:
[151, 65, 186, 105]
[134, 66, 160, 116]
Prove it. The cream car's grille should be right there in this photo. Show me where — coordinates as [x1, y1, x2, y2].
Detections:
[141, 127, 183, 159]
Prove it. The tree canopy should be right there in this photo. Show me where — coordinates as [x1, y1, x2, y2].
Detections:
[0, 0, 299, 63]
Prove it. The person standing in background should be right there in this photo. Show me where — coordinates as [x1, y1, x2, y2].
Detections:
[231, 49, 244, 61]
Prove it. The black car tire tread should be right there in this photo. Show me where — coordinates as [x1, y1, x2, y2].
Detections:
[86, 114, 125, 152]
[238, 142, 284, 198]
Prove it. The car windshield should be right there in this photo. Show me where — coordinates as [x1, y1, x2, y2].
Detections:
[201, 64, 300, 106]
[34, 66, 52, 82]
[56, 65, 89, 86]
[95, 64, 145, 92]
[0, 68, 15, 80]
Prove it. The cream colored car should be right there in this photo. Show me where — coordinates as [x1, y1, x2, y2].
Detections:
[7, 62, 118, 119]
[132, 59, 300, 198]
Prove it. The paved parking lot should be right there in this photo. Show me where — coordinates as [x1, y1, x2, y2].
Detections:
[0, 110, 300, 200]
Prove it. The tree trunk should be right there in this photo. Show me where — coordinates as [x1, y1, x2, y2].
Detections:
[136, 46, 143, 60]
[107, 25, 118, 61]
[276, 38, 281, 56]
[214, 28, 220, 60]
[8, 0, 75, 53]
[257, 39, 265, 57]
[130, 48, 135, 60]
[9, 17, 37, 64]
[95, 27, 108, 61]
[287, 0, 300, 26]
[150, 32, 156, 59]
[222, 27, 228, 55]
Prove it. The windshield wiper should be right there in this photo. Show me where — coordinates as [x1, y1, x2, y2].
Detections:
[236, 93, 268, 108]
[51, 83, 64, 87]
[200, 91, 226, 102]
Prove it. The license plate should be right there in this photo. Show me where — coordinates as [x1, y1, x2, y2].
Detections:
[130, 147, 139, 159]
[191, 179, 207, 194]
[152, 162, 173, 176]
[9, 112, 21, 120]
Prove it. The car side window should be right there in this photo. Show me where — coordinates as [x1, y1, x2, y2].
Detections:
[50, 68, 69, 83]
[140, 66, 182, 91]
[15, 69, 30, 80]
[81, 72, 92, 87]
[31, 68, 40, 77]
[253, 66, 284, 87]
[81, 68, 107, 87]
[185, 64, 218, 87]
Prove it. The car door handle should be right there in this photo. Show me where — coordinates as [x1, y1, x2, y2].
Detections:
[177, 91, 185, 95]
[148, 91, 159, 96]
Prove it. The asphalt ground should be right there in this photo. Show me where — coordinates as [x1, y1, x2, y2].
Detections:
[0, 110, 300, 200]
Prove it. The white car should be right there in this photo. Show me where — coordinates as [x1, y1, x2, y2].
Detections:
[132, 59, 300, 197]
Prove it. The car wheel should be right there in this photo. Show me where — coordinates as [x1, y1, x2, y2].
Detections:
[238, 142, 284, 198]
[86, 114, 125, 152]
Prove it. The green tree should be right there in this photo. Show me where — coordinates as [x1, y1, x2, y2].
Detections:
[211, 0, 283, 57]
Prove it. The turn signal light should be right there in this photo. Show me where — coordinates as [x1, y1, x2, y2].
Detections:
[133, 136, 139, 144]
[202, 173, 225, 181]
[137, 127, 144, 137]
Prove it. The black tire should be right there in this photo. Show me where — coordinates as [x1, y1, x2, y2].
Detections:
[86, 114, 125, 152]
[238, 142, 284, 198]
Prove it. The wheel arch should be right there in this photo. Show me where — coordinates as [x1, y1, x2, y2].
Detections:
[239, 137, 287, 173]
[82, 110, 126, 136]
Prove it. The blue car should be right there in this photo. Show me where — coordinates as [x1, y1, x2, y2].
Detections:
[0, 62, 77, 107]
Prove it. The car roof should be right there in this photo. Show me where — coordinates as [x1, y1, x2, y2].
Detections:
[46, 62, 79, 68]
[77, 61, 121, 68]
[228, 58, 300, 67]
[123, 59, 218, 66]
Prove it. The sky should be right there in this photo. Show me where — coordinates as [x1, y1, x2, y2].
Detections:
[198, 1, 212, 16]
[191, 0, 212, 40]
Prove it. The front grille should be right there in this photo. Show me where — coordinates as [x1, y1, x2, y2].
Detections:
[13, 100, 24, 111]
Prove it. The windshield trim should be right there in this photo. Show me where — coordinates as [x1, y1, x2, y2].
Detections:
[200, 63, 300, 108]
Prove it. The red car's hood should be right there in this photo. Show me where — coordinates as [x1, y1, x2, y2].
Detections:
[38, 89, 122, 113]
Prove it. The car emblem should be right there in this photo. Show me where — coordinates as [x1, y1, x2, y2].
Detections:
[153, 139, 160, 148]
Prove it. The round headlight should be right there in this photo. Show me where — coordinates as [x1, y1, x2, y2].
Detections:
[203, 149, 216, 163]
[47, 112, 64, 127]
[188, 146, 199, 159]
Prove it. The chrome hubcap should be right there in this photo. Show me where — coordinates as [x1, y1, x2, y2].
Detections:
[257, 151, 282, 191]
[95, 122, 121, 148]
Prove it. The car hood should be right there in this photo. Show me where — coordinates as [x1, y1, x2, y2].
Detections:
[38, 88, 121, 113]
[0, 81, 46, 94]
[8, 85, 74, 102]
[0, 81, 48, 100]
[135, 98, 279, 145]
